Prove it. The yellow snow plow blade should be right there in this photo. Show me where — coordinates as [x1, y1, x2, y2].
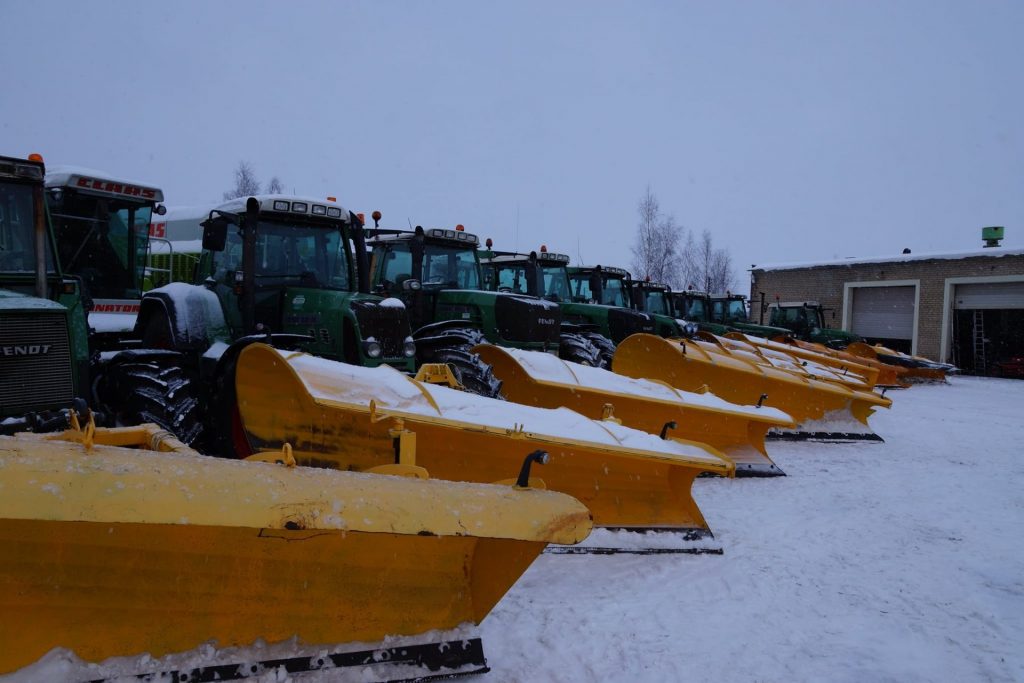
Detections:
[614, 334, 892, 441]
[707, 332, 875, 392]
[845, 341, 952, 383]
[235, 343, 732, 539]
[0, 425, 591, 675]
[779, 337, 911, 388]
[724, 332, 882, 388]
[474, 344, 794, 477]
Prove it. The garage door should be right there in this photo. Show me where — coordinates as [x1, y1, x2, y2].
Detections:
[850, 286, 916, 339]
[954, 281, 1024, 309]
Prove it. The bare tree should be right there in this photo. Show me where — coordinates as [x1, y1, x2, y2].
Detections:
[223, 161, 262, 200]
[265, 176, 284, 194]
[630, 186, 683, 285]
[695, 229, 737, 293]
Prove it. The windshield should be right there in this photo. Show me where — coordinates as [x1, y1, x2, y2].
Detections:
[0, 180, 55, 275]
[601, 275, 627, 307]
[49, 191, 151, 296]
[493, 263, 529, 294]
[422, 243, 480, 289]
[212, 219, 352, 289]
[723, 298, 747, 322]
[644, 289, 670, 316]
[678, 295, 707, 321]
[568, 271, 595, 302]
[540, 264, 572, 302]
[381, 242, 479, 290]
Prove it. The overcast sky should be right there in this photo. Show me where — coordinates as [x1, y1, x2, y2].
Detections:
[2, 1, 1021, 283]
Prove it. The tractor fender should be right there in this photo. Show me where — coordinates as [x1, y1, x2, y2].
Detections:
[412, 320, 485, 350]
[560, 321, 601, 334]
[135, 284, 228, 351]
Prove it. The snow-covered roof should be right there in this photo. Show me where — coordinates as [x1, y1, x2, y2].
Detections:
[752, 246, 1024, 272]
[216, 194, 350, 220]
[46, 165, 164, 202]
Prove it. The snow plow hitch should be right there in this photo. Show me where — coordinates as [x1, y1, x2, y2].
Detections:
[234, 343, 734, 553]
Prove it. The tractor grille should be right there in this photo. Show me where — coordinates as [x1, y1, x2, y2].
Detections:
[352, 300, 412, 358]
[494, 294, 561, 344]
[607, 308, 656, 343]
[0, 312, 74, 414]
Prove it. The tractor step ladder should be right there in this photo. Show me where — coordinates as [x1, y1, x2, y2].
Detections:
[972, 309, 987, 375]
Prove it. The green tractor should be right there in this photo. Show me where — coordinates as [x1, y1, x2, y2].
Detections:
[0, 154, 92, 434]
[366, 219, 582, 395]
[561, 265, 660, 350]
[478, 246, 637, 368]
[671, 289, 730, 335]
[624, 278, 690, 338]
[671, 290, 793, 339]
[766, 300, 861, 348]
[105, 195, 416, 451]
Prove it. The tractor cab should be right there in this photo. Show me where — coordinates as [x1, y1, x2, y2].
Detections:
[184, 196, 414, 368]
[367, 221, 561, 362]
[769, 301, 825, 337]
[630, 280, 673, 317]
[672, 290, 710, 323]
[481, 247, 573, 302]
[710, 293, 749, 325]
[0, 154, 90, 428]
[45, 168, 165, 301]
[44, 168, 166, 344]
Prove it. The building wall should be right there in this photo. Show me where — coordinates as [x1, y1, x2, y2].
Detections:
[750, 253, 1024, 361]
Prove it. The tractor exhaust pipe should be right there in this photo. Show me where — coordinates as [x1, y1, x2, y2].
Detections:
[33, 182, 47, 299]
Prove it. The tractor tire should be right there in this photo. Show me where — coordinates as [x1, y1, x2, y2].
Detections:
[580, 331, 616, 369]
[559, 332, 602, 367]
[97, 351, 204, 446]
[421, 346, 504, 399]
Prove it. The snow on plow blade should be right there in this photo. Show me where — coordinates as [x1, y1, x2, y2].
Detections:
[235, 344, 733, 552]
[614, 334, 892, 442]
[474, 344, 794, 477]
[0, 425, 591, 679]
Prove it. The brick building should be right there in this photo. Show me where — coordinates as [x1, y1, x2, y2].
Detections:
[749, 246, 1024, 374]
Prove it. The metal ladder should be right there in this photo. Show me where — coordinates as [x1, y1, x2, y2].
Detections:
[972, 309, 987, 374]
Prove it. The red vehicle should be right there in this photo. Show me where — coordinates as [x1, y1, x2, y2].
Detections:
[990, 356, 1024, 379]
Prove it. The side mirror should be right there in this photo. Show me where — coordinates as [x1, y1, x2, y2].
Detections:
[201, 216, 230, 252]
[154, 204, 168, 216]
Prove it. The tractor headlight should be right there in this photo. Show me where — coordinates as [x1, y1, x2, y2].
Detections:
[685, 322, 699, 336]
[363, 340, 383, 358]
[403, 337, 416, 358]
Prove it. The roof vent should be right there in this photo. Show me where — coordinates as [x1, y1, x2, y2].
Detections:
[982, 226, 1004, 248]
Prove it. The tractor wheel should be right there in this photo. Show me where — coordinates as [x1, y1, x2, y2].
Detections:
[97, 350, 204, 446]
[580, 331, 616, 369]
[422, 347, 504, 399]
[559, 332, 602, 367]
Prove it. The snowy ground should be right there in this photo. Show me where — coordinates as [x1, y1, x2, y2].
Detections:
[6, 377, 1022, 682]
[481, 376, 1024, 682]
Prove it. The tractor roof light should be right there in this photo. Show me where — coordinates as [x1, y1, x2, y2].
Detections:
[486, 238, 493, 248]
[273, 200, 290, 211]
[291, 202, 308, 213]
[540, 245, 548, 252]
[456, 224, 465, 231]
[312, 204, 327, 216]
[327, 207, 342, 218]
[28, 153, 44, 162]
